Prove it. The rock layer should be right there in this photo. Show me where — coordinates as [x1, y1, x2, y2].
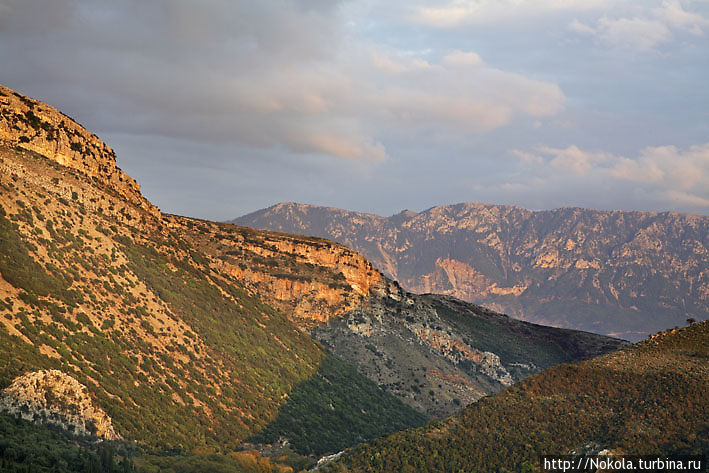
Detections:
[0, 84, 158, 217]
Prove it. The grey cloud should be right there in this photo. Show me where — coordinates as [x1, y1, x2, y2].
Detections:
[510, 143, 709, 214]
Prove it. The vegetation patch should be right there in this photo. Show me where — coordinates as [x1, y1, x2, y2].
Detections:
[251, 354, 426, 456]
[324, 323, 709, 473]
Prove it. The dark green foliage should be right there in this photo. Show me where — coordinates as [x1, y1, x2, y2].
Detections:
[251, 354, 426, 456]
[326, 322, 709, 473]
[136, 452, 276, 473]
[433, 300, 569, 367]
[23, 110, 41, 130]
[0, 412, 135, 473]
[0, 326, 61, 389]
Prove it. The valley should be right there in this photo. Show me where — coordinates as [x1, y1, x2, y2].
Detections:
[0, 83, 705, 473]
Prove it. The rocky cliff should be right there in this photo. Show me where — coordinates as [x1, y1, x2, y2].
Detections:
[0, 370, 120, 440]
[233, 202, 709, 340]
[165, 215, 384, 330]
[0, 84, 158, 217]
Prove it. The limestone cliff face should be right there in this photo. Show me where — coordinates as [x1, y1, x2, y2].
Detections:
[0, 370, 121, 440]
[410, 325, 513, 386]
[163, 215, 385, 329]
[0, 84, 158, 217]
[234, 202, 709, 340]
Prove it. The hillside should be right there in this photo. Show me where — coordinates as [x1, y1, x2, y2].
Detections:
[233, 202, 709, 340]
[0, 83, 628, 470]
[325, 320, 709, 473]
[0, 86, 320, 450]
[0, 84, 421, 457]
[180, 216, 626, 419]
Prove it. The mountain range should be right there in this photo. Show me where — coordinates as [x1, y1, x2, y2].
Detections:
[234, 202, 709, 341]
[0, 83, 704, 472]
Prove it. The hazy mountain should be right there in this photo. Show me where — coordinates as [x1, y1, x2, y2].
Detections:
[233, 202, 709, 340]
[325, 320, 709, 473]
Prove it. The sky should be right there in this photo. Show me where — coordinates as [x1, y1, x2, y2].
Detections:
[1, 0, 708, 220]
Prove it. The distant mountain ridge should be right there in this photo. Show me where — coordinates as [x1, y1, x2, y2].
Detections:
[233, 202, 709, 340]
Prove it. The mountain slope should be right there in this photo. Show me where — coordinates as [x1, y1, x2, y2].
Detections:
[312, 287, 626, 418]
[0, 140, 321, 451]
[233, 202, 709, 340]
[0, 84, 421, 455]
[325, 320, 709, 473]
[187, 216, 627, 418]
[0, 83, 628, 465]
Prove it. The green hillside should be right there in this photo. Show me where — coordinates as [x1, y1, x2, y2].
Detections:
[251, 354, 426, 455]
[0, 84, 429, 462]
[325, 321, 709, 473]
[0, 158, 322, 450]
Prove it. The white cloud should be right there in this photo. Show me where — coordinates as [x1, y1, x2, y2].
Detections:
[410, 0, 618, 28]
[568, 18, 596, 34]
[567, 0, 709, 50]
[513, 143, 709, 212]
[597, 16, 672, 50]
[543, 145, 613, 176]
[442, 50, 484, 66]
[655, 0, 709, 35]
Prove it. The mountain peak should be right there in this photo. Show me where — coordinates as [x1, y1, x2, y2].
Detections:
[0, 84, 158, 216]
[388, 209, 417, 224]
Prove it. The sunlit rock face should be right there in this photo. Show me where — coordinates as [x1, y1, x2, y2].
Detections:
[0, 84, 158, 217]
[1, 370, 121, 440]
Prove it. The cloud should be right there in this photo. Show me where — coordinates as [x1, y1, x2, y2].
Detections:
[567, 0, 709, 50]
[442, 50, 484, 66]
[597, 16, 673, 50]
[0, 0, 566, 163]
[512, 143, 709, 212]
[540, 145, 612, 176]
[655, 0, 709, 35]
[568, 18, 596, 34]
[410, 0, 617, 28]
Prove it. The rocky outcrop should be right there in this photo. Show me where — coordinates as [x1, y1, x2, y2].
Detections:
[164, 215, 385, 329]
[411, 325, 513, 386]
[0, 84, 158, 217]
[0, 370, 121, 440]
[233, 202, 709, 340]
